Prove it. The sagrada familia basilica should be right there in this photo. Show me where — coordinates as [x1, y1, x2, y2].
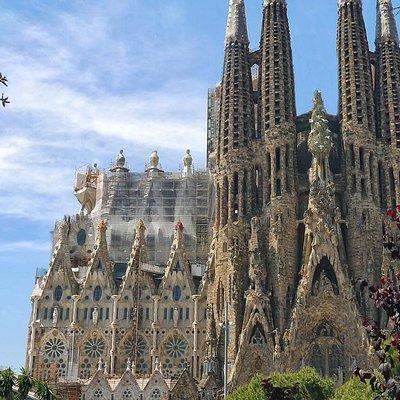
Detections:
[24, 0, 400, 398]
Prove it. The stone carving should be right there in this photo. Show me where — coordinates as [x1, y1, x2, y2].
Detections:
[249, 217, 266, 294]
[173, 307, 179, 327]
[52, 307, 59, 327]
[308, 90, 333, 183]
[313, 270, 338, 296]
[93, 307, 98, 327]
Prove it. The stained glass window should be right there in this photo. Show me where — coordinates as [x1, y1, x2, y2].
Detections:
[172, 285, 181, 301]
[165, 336, 187, 359]
[84, 337, 106, 358]
[94, 286, 102, 302]
[44, 338, 66, 359]
[77, 229, 87, 246]
[54, 286, 63, 302]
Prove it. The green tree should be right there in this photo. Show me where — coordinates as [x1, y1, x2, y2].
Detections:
[333, 378, 374, 400]
[33, 380, 56, 400]
[227, 375, 269, 400]
[16, 369, 34, 400]
[269, 368, 334, 400]
[0, 368, 16, 400]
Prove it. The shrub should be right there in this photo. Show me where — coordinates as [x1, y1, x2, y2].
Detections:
[227, 368, 334, 400]
[270, 367, 334, 400]
[227, 375, 268, 400]
[333, 378, 374, 400]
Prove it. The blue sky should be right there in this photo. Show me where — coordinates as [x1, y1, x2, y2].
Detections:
[0, 0, 386, 369]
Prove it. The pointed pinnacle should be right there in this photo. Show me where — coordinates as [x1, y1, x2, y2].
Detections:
[376, 0, 399, 44]
[338, 0, 362, 7]
[225, 0, 249, 45]
[263, 0, 287, 6]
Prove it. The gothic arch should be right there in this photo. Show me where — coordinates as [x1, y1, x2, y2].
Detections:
[249, 323, 267, 346]
[309, 321, 344, 379]
[311, 257, 339, 296]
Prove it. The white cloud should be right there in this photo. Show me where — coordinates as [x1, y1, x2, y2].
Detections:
[0, 2, 208, 223]
[0, 240, 50, 253]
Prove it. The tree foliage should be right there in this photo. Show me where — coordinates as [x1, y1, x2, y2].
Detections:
[332, 378, 374, 400]
[227, 368, 334, 400]
[352, 206, 400, 399]
[0, 368, 57, 400]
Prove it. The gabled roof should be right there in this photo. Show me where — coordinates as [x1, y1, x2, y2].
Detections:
[241, 291, 274, 342]
[113, 368, 141, 394]
[160, 221, 195, 294]
[82, 220, 117, 294]
[87, 367, 112, 391]
[142, 363, 169, 394]
[170, 369, 199, 397]
[41, 219, 78, 296]
[119, 219, 147, 295]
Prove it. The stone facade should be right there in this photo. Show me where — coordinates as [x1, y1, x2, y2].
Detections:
[25, 0, 400, 398]
[205, 0, 400, 389]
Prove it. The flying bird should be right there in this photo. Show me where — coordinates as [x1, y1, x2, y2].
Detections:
[0, 73, 8, 86]
[1, 94, 10, 107]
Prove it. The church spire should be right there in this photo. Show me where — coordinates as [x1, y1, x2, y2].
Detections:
[225, 0, 249, 45]
[337, 0, 375, 132]
[375, 0, 400, 147]
[215, 0, 255, 226]
[217, 0, 254, 164]
[376, 0, 399, 45]
[259, 0, 296, 133]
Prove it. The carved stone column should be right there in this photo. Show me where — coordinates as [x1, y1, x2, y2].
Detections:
[151, 295, 160, 370]
[238, 172, 244, 219]
[27, 296, 39, 373]
[271, 152, 276, 198]
[68, 295, 80, 379]
[192, 295, 200, 378]
[110, 294, 120, 374]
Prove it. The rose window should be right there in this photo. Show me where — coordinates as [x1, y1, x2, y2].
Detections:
[124, 336, 147, 358]
[93, 388, 103, 398]
[165, 337, 187, 359]
[84, 338, 106, 358]
[43, 338, 66, 359]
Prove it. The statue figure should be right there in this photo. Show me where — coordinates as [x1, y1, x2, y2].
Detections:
[93, 307, 98, 326]
[182, 149, 194, 177]
[273, 329, 282, 365]
[249, 218, 265, 293]
[308, 91, 333, 184]
[149, 151, 160, 168]
[283, 329, 291, 349]
[173, 307, 179, 327]
[52, 307, 59, 327]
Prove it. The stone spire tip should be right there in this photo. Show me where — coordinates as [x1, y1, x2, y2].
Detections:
[376, 0, 399, 44]
[225, 0, 249, 45]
